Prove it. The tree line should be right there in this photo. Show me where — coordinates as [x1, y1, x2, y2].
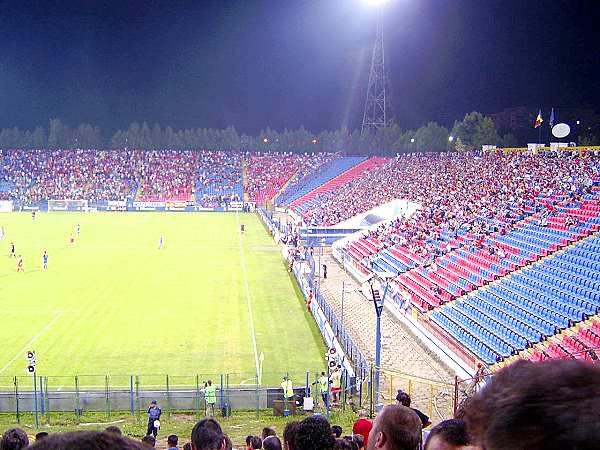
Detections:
[0, 112, 519, 155]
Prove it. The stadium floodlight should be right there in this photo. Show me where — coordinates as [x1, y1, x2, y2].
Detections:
[263, 138, 268, 143]
[361, 0, 395, 135]
[364, 0, 393, 6]
[410, 138, 415, 143]
[449, 135, 454, 142]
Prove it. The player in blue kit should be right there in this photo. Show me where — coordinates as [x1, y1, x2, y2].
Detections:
[42, 250, 48, 270]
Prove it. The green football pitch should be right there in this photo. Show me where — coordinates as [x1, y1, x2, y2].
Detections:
[0, 212, 326, 387]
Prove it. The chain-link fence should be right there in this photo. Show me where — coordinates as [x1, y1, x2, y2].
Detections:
[0, 370, 350, 424]
[1, 365, 501, 427]
[376, 369, 456, 423]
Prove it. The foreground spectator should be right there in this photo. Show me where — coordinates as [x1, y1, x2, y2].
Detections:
[104, 426, 122, 435]
[246, 436, 262, 449]
[423, 420, 473, 450]
[395, 390, 430, 428]
[282, 421, 299, 450]
[27, 431, 144, 449]
[295, 415, 336, 450]
[168, 434, 179, 450]
[367, 405, 422, 450]
[331, 425, 343, 439]
[141, 435, 155, 448]
[35, 432, 49, 441]
[334, 439, 357, 450]
[463, 359, 600, 450]
[191, 418, 225, 450]
[262, 435, 282, 450]
[262, 428, 277, 439]
[350, 435, 365, 450]
[0, 428, 29, 450]
[352, 410, 372, 447]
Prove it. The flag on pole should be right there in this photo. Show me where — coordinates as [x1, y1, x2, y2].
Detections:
[549, 108, 555, 128]
[534, 110, 543, 129]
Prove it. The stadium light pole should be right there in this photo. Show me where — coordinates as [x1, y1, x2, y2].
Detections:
[368, 274, 392, 410]
[361, 0, 393, 136]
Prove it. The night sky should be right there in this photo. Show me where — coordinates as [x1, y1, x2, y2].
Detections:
[1, 0, 598, 134]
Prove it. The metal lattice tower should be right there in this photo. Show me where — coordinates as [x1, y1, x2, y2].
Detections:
[361, 10, 388, 135]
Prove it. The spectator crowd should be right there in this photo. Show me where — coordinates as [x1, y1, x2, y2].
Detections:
[195, 152, 243, 208]
[0, 150, 244, 205]
[244, 153, 336, 205]
[296, 152, 599, 264]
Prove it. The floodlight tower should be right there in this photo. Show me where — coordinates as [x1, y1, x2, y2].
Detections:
[361, 0, 391, 136]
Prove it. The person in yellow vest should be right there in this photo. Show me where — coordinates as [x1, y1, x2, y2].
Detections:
[202, 380, 217, 417]
[281, 376, 294, 401]
[317, 371, 329, 405]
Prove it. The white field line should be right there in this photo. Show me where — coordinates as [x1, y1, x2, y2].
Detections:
[235, 212, 260, 382]
[0, 311, 64, 375]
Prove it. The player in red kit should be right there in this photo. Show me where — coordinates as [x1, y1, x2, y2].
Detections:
[16, 255, 24, 272]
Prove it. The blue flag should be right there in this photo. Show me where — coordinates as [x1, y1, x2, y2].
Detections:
[549, 108, 555, 128]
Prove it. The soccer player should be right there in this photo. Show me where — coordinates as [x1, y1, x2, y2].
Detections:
[76, 223, 81, 235]
[32, 211, 36, 220]
[16, 255, 24, 272]
[0, 226, 5, 240]
[69, 234, 75, 245]
[158, 235, 164, 250]
[42, 251, 48, 270]
[10, 242, 16, 258]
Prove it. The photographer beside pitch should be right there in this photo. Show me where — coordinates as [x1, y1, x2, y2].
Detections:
[146, 400, 161, 438]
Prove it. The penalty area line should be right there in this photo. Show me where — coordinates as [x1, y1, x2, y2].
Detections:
[0, 311, 64, 375]
[235, 211, 261, 383]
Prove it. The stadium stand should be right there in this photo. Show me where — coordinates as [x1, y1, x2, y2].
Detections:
[275, 155, 363, 206]
[332, 152, 599, 366]
[136, 150, 197, 201]
[244, 153, 314, 205]
[273, 152, 339, 205]
[195, 151, 243, 208]
[292, 156, 388, 223]
[430, 233, 600, 365]
[527, 318, 600, 362]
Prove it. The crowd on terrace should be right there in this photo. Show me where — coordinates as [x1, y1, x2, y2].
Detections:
[278, 152, 338, 194]
[244, 153, 338, 205]
[300, 152, 599, 262]
[195, 151, 243, 208]
[0, 150, 244, 205]
[0, 150, 341, 206]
